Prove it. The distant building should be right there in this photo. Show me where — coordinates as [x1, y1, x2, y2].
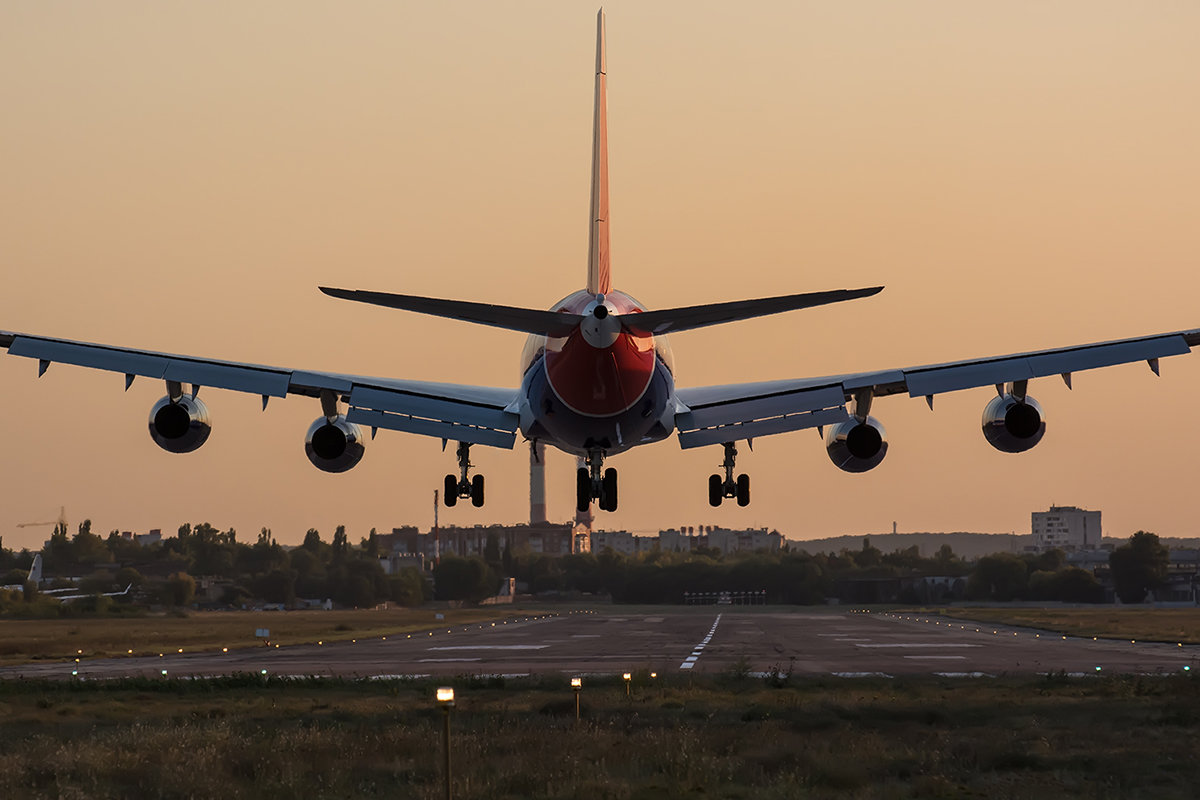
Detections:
[386, 523, 577, 563]
[135, 530, 162, 547]
[590, 526, 784, 556]
[1032, 506, 1101, 552]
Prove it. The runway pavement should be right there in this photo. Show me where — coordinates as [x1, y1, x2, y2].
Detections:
[3, 608, 1197, 680]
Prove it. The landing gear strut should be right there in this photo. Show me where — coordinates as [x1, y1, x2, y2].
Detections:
[443, 441, 484, 508]
[577, 448, 618, 512]
[708, 441, 749, 507]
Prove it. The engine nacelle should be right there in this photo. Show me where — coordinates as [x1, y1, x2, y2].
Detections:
[825, 416, 888, 473]
[982, 393, 1045, 453]
[148, 395, 212, 454]
[305, 415, 366, 473]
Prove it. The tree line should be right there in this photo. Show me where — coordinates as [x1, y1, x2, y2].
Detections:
[0, 522, 1177, 613]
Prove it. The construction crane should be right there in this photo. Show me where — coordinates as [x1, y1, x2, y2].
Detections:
[17, 506, 66, 531]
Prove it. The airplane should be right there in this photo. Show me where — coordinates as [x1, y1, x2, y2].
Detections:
[2, 10, 1198, 515]
[0, 553, 131, 601]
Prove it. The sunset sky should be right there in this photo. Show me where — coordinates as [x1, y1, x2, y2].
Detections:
[2, 2, 1198, 551]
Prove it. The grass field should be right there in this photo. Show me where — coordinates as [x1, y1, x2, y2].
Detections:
[0, 672, 1197, 799]
[933, 607, 1200, 644]
[0, 607, 544, 666]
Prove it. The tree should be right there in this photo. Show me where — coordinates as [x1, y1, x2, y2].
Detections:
[331, 526, 349, 563]
[1110, 531, 1169, 604]
[164, 572, 196, 607]
[967, 553, 1028, 601]
[303, 529, 323, 552]
[433, 556, 498, 602]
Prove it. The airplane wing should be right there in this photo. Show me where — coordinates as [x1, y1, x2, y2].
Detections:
[0, 331, 521, 448]
[674, 328, 1200, 448]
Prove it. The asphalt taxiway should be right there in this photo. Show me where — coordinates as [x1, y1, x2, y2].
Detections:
[3, 608, 1196, 680]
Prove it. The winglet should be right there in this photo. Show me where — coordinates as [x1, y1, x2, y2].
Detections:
[586, 8, 611, 295]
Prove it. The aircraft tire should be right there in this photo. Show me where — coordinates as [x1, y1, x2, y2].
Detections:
[736, 473, 750, 507]
[444, 474, 458, 507]
[471, 474, 485, 507]
[708, 474, 723, 507]
[602, 467, 618, 512]
[576, 467, 591, 513]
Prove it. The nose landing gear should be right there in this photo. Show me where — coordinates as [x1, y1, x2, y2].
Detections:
[577, 449, 618, 512]
[443, 441, 485, 508]
[708, 441, 750, 507]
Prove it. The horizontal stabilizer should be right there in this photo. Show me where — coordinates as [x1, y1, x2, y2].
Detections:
[619, 286, 884, 336]
[319, 287, 583, 337]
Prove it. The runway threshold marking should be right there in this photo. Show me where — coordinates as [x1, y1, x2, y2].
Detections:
[680, 614, 722, 670]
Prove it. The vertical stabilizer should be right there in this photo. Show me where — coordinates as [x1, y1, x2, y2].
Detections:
[586, 9, 611, 295]
[29, 553, 42, 585]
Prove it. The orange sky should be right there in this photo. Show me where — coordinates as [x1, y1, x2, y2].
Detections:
[2, 2, 1198, 550]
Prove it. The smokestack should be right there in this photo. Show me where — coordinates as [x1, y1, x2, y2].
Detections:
[530, 441, 548, 525]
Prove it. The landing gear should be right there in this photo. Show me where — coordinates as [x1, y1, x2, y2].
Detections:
[577, 449, 618, 512]
[443, 442, 485, 508]
[708, 441, 750, 507]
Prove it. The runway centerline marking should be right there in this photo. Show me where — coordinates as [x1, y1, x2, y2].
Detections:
[680, 614, 722, 670]
[855, 643, 981, 649]
[427, 645, 549, 651]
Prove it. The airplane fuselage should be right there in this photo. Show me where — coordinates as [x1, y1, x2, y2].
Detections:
[518, 289, 676, 457]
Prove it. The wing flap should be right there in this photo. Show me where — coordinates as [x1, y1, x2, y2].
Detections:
[346, 408, 517, 448]
[349, 385, 519, 432]
[675, 384, 848, 449]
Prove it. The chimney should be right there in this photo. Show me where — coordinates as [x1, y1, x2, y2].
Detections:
[530, 441, 548, 525]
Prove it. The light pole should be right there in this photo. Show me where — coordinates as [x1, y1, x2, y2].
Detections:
[623, 672, 632, 698]
[571, 677, 582, 722]
[436, 687, 455, 800]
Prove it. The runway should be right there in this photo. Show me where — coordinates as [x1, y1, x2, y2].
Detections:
[3, 608, 1197, 680]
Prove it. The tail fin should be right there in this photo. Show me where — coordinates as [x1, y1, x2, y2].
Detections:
[586, 9, 611, 295]
[29, 553, 42, 585]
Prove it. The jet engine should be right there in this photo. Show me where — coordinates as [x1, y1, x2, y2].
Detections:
[148, 394, 212, 454]
[305, 415, 366, 473]
[825, 416, 888, 473]
[982, 393, 1045, 453]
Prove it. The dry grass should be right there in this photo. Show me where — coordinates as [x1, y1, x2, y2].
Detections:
[0, 673, 1197, 799]
[935, 607, 1200, 644]
[0, 607, 542, 665]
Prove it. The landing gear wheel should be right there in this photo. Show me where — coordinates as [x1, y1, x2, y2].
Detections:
[735, 473, 750, 507]
[708, 474, 723, 507]
[471, 474, 485, 507]
[600, 467, 618, 512]
[444, 474, 458, 507]
[576, 467, 592, 513]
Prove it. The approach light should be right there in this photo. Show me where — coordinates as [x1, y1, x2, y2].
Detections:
[178, 648, 184, 653]
[382, 637, 387, 641]
[571, 677, 583, 689]
[437, 687, 455, 705]
[261, 669, 267, 676]
[1185, 666, 1191, 672]
[71, 670, 78, 676]
[128, 649, 133, 654]
[623, 672, 632, 681]
[77, 649, 82, 654]
[650, 672, 657, 679]
[1096, 666, 1102, 672]
[222, 647, 228, 653]
[161, 669, 168, 676]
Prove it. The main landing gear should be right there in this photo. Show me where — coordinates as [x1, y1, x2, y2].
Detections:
[444, 441, 484, 508]
[577, 449, 618, 512]
[709, 441, 750, 507]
